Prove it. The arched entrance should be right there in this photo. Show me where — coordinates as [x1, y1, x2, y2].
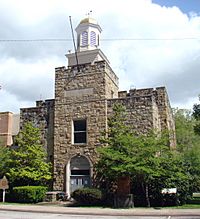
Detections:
[69, 155, 91, 193]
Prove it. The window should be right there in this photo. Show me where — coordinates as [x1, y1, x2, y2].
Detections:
[81, 31, 88, 46]
[73, 120, 87, 144]
[90, 31, 96, 46]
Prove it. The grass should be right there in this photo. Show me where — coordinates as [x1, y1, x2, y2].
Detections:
[0, 202, 32, 205]
[164, 204, 200, 209]
[1, 202, 200, 209]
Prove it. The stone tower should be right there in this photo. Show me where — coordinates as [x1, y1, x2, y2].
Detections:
[53, 17, 119, 196]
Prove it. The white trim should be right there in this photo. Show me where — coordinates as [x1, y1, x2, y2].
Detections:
[66, 154, 93, 197]
[66, 160, 70, 197]
[72, 119, 87, 144]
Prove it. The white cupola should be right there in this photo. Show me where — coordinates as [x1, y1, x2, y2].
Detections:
[66, 17, 110, 66]
[75, 17, 102, 52]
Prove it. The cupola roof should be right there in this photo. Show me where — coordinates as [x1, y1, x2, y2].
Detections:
[79, 17, 98, 25]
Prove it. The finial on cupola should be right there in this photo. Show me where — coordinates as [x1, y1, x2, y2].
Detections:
[86, 10, 93, 18]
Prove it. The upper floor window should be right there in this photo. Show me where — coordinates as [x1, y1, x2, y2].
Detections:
[73, 120, 87, 144]
[90, 31, 96, 47]
[81, 31, 88, 46]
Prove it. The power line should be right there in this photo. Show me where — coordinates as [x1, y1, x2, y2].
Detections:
[102, 37, 200, 41]
[0, 39, 70, 42]
[0, 37, 199, 42]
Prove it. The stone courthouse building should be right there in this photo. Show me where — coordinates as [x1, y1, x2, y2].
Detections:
[20, 17, 176, 197]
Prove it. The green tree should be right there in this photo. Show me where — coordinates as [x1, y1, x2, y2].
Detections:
[97, 103, 134, 180]
[96, 104, 188, 207]
[173, 108, 199, 151]
[193, 97, 200, 135]
[0, 146, 11, 178]
[7, 122, 52, 187]
[174, 108, 200, 193]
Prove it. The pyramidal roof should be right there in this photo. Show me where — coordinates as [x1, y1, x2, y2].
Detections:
[79, 17, 98, 25]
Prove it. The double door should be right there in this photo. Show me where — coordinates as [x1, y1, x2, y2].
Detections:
[70, 175, 90, 193]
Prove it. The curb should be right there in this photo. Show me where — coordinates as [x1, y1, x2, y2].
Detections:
[0, 205, 200, 216]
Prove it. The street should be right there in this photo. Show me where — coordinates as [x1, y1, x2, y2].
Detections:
[0, 211, 200, 219]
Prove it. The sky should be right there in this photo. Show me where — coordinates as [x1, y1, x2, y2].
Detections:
[0, 0, 200, 113]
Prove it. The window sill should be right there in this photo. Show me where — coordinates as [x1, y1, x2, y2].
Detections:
[72, 143, 88, 146]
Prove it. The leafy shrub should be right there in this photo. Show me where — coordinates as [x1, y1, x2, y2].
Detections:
[12, 186, 47, 203]
[101, 193, 114, 207]
[187, 193, 200, 204]
[72, 188, 102, 206]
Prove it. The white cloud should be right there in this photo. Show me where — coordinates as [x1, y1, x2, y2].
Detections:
[0, 90, 34, 113]
[0, 0, 200, 112]
[0, 57, 64, 112]
[100, 1, 200, 108]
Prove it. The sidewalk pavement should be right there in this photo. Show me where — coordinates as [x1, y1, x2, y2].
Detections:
[0, 204, 200, 216]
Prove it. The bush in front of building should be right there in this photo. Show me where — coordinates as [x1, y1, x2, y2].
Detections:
[71, 188, 102, 206]
[11, 186, 47, 203]
[187, 193, 200, 204]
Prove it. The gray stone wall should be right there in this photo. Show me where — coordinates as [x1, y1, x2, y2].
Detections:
[53, 60, 176, 191]
[154, 87, 176, 148]
[107, 89, 161, 135]
[19, 60, 176, 192]
[108, 87, 176, 147]
[53, 61, 119, 191]
[104, 64, 119, 98]
[20, 99, 54, 161]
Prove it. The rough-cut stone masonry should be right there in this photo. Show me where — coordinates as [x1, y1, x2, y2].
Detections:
[108, 90, 161, 135]
[20, 99, 54, 162]
[53, 61, 119, 191]
[108, 87, 176, 147]
[20, 60, 176, 192]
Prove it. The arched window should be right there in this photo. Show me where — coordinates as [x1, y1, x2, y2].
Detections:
[81, 31, 88, 46]
[90, 31, 96, 47]
[70, 156, 90, 173]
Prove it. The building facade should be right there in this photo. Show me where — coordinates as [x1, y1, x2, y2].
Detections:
[20, 17, 176, 197]
[0, 112, 20, 147]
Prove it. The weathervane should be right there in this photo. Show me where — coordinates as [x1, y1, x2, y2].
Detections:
[86, 10, 93, 18]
